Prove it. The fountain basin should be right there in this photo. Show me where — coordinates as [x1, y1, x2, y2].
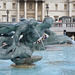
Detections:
[0, 44, 75, 75]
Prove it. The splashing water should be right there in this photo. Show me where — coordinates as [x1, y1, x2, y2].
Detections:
[34, 29, 45, 49]
[72, 40, 75, 44]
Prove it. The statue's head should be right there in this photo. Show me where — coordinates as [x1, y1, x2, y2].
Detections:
[42, 17, 53, 29]
[20, 18, 29, 23]
[28, 19, 38, 28]
[20, 18, 26, 21]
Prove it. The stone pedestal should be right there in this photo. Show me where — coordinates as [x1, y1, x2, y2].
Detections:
[11, 56, 42, 67]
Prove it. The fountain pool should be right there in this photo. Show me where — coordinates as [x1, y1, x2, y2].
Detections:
[0, 44, 75, 75]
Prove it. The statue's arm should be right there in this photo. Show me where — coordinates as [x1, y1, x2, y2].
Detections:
[0, 25, 19, 35]
[0, 26, 13, 34]
[44, 29, 56, 36]
[13, 25, 28, 45]
[0, 23, 11, 28]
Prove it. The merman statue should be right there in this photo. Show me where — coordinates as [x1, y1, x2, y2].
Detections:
[0, 17, 72, 66]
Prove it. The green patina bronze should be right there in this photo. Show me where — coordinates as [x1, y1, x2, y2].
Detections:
[0, 17, 72, 65]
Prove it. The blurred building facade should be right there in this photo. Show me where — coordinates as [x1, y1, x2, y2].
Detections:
[0, 0, 75, 22]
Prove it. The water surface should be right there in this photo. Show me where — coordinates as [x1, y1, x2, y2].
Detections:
[0, 45, 75, 75]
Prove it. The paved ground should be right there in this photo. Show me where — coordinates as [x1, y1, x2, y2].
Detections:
[45, 44, 75, 51]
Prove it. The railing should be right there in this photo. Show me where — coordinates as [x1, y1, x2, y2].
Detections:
[53, 22, 75, 27]
[0, 22, 75, 28]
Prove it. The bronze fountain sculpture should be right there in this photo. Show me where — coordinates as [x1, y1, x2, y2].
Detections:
[0, 17, 72, 66]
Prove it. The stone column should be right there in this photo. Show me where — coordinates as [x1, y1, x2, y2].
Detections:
[17, 0, 20, 22]
[24, 0, 27, 19]
[42, 1, 45, 21]
[35, 1, 38, 20]
[69, 1, 72, 17]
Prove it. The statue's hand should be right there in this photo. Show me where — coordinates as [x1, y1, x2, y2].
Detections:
[6, 44, 16, 54]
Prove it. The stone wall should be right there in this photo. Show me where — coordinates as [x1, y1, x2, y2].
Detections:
[0, 0, 75, 22]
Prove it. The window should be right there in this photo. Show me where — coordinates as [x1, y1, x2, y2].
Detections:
[64, 4, 67, 10]
[12, 16, 16, 22]
[55, 4, 58, 10]
[12, 17, 16, 22]
[12, 3, 16, 9]
[29, 3, 32, 9]
[2, 15, 7, 22]
[73, 4, 75, 9]
[3, 3, 6, 9]
[20, 3, 24, 10]
[38, 3, 41, 10]
[72, 17, 75, 22]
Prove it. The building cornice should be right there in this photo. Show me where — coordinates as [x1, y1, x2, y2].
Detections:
[46, 10, 69, 12]
[0, 9, 17, 11]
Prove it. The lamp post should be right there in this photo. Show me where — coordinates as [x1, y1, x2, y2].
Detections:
[46, 4, 49, 17]
[6, 10, 9, 22]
